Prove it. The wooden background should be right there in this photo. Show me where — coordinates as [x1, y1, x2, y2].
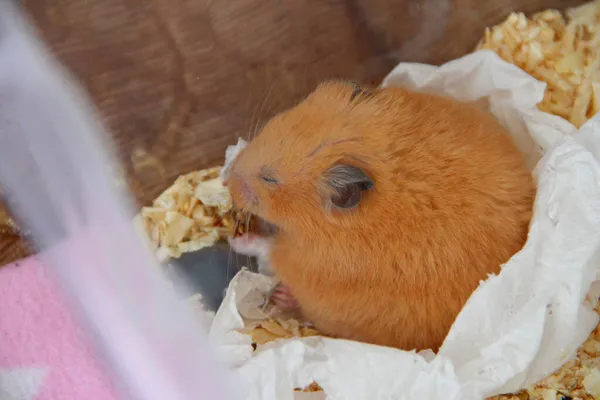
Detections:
[0, 0, 588, 264]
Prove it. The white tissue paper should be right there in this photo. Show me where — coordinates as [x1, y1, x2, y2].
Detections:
[208, 50, 600, 400]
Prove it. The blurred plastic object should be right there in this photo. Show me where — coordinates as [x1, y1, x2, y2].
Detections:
[0, 2, 236, 400]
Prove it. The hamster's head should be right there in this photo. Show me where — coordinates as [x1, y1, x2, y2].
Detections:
[226, 81, 395, 234]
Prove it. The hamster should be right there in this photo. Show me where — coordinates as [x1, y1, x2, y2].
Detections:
[225, 81, 534, 351]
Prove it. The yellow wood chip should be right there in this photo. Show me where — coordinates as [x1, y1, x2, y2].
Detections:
[294, 382, 323, 392]
[571, 79, 593, 127]
[250, 328, 281, 345]
[261, 319, 294, 338]
[137, 166, 246, 261]
[299, 326, 321, 337]
[477, 1, 600, 128]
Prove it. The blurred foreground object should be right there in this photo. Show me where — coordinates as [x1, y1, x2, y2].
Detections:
[0, 3, 235, 400]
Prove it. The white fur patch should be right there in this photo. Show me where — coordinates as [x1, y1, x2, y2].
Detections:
[228, 235, 273, 276]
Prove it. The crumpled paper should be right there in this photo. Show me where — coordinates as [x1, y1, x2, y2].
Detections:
[220, 137, 248, 182]
[207, 50, 600, 400]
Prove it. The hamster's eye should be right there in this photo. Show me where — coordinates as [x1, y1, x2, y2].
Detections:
[259, 167, 279, 185]
[325, 164, 374, 210]
[349, 82, 374, 102]
[331, 184, 361, 209]
[261, 175, 278, 184]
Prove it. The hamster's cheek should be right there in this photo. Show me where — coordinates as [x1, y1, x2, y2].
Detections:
[227, 235, 258, 255]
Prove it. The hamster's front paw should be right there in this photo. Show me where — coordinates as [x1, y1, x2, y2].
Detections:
[270, 284, 300, 311]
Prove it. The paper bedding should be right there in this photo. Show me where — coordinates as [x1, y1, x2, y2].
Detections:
[196, 50, 600, 400]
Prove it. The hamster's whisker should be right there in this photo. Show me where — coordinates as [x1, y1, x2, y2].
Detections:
[232, 216, 241, 236]
[246, 92, 260, 143]
[250, 81, 278, 142]
[227, 210, 243, 281]
[222, 208, 234, 219]
[230, 217, 243, 281]
[226, 241, 233, 282]
[245, 213, 253, 271]
[243, 80, 263, 144]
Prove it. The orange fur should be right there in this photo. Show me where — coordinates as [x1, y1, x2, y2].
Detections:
[227, 81, 535, 351]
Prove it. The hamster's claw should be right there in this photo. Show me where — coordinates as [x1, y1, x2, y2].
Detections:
[260, 284, 279, 312]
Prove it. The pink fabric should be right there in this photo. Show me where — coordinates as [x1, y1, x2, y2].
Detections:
[0, 256, 117, 400]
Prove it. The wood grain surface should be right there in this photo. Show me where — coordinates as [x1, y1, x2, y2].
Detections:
[20, 0, 587, 205]
[0, 0, 588, 265]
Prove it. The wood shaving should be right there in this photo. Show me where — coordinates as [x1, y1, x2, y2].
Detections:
[478, 3, 600, 395]
[236, 317, 325, 393]
[477, 0, 600, 128]
[232, 300, 600, 397]
[236, 317, 323, 348]
[295, 382, 324, 393]
[486, 302, 600, 400]
[473, 4, 600, 398]
[0, 204, 32, 266]
[137, 166, 248, 261]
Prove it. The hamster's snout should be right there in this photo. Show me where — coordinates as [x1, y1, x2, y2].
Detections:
[227, 171, 258, 209]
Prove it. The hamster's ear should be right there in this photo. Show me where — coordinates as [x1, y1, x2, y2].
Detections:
[324, 164, 374, 209]
[349, 82, 374, 102]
